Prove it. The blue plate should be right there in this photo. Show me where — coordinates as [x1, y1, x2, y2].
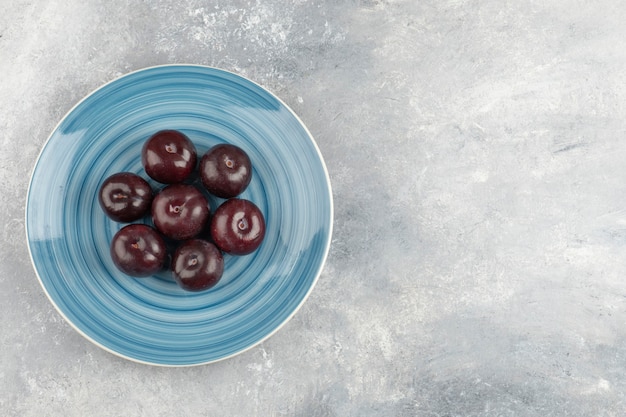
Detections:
[25, 65, 333, 366]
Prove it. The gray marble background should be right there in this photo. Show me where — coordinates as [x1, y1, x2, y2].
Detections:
[2, 0, 626, 415]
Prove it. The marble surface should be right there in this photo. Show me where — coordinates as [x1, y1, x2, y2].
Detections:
[2, 0, 626, 415]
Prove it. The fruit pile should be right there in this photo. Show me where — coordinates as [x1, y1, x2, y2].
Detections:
[98, 130, 265, 292]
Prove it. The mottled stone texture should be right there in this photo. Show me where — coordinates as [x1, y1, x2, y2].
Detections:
[2, 0, 626, 415]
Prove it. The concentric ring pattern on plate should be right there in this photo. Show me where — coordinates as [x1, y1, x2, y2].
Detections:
[25, 65, 333, 366]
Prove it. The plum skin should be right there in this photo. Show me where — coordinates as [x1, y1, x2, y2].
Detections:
[172, 239, 224, 291]
[210, 198, 265, 255]
[141, 130, 197, 184]
[98, 172, 153, 222]
[151, 184, 210, 241]
[200, 143, 252, 198]
[110, 224, 166, 277]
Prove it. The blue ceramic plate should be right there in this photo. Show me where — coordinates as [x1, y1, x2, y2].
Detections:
[26, 65, 333, 366]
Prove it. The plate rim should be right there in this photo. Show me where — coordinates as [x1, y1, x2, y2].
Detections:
[24, 64, 334, 367]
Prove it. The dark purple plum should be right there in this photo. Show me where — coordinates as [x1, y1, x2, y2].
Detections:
[98, 172, 153, 222]
[200, 143, 252, 198]
[142, 130, 197, 184]
[151, 184, 210, 240]
[110, 224, 166, 277]
[210, 198, 265, 255]
[172, 239, 224, 291]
